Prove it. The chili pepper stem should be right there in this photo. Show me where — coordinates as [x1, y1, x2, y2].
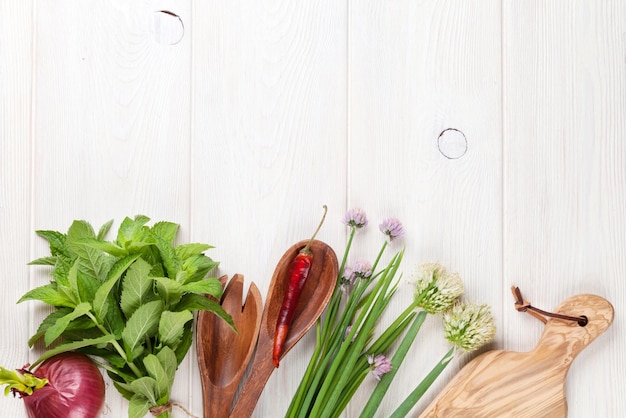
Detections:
[300, 205, 328, 255]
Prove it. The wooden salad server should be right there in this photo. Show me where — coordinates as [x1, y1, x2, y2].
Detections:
[196, 274, 263, 418]
[418, 289, 614, 417]
[230, 240, 338, 418]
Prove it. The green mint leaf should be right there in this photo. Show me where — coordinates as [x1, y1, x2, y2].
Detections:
[129, 377, 158, 405]
[67, 259, 82, 303]
[31, 335, 116, 368]
[97, 219, 114, 240]
[27, 256, 56, 266]
[129, 394, 152, 418]
[150, 221, 178, 244]
[143, 354, 169, 402]
[155, 347, 177, 391]
[93, 276, 122, 323]
[152, 277, 184, 307]
[35, 230, 68, 258]
[73, 241, 113, 283]
[18, 283, 76, 308]
[117, 215, 151, 247]
[106, 254, 142, 283]
[66, 220, 96, 257]
[174, 294, 235, 331]
[121, 258, 156, 319]
[112, 380, 135, 401]
[174, 323, 193, 364]
[75, 272, 101, 307]
[181, 254, 219, 284]
[27, 307, 96, 347]
[150, 233, 181, 281]
[28, 308, 72, 346]
[175, 243, 214, 260]
[122, 300, 163, 355]
[82, 238, 128, 257]
[181, 278, 222, 298]
[158, 310, 193, 349]
[44, 302, 92, 346]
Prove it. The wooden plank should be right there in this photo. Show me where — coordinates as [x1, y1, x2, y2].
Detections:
[190, 1, 347, 416]
[23, 1, 193, 416]
[347, 1, 502, 416]
[0, 1, 34, 416]
[503, 1, 626, 417]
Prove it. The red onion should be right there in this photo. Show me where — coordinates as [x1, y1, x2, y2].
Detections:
[20, 353, 105, 418]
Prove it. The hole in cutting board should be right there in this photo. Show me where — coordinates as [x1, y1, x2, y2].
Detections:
[151, 10, 184, 45]
[438, 128, 468, 159]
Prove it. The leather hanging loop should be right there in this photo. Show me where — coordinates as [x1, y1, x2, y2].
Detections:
[511, 286, 588, 327]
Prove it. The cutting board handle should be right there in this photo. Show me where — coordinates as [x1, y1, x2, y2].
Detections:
[534, 293, 614, 364]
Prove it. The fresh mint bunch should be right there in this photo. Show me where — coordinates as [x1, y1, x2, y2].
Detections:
[19, 215, 234, 418]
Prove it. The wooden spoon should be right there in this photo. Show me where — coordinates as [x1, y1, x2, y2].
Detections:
[230, 239, 338, 418]
[196, 274, 263, 418]
[418, 293, 614, 417]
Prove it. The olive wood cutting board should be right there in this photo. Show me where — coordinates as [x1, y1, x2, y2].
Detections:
[418, 293, 614, 418]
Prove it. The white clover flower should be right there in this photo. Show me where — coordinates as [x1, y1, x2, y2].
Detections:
[443, 301, 496, 352]
[342, 208, 368, 229]
[413, 263, 464, 314]
[379, 217, 405, 242]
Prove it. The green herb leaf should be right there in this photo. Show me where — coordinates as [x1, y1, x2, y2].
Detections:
[31, 335, 117, 367]
[150, 233, 181, 281]
[18, 283, 76, 308]
[117, 215, 151, 247]
[97, 219, 114, 240]
[156, 347, 177, 391]
[150, 221, 178, 244]
[143, 354, 169, 402]
[158, 310, 193, 349]
[174, 293, 235, 331]
[122, 300, 163, 356]
[129, 393, 152, 418]
[121, 258, 157, 318]
[174, 323, 194, 364]
[66, 220, 96, 255]
[28, 256, 56, 266]
[129, 377, 158, 405]
[175, 243, 213, 260]
[181, 278, 223, 298]
[181, 254, 219, 284]
[93, 255, 141, 322]
[35, 230, 68, 258]
[44, 302, 92, 346]
[82, 238, 128, 257]
[152, 277, 184, 307]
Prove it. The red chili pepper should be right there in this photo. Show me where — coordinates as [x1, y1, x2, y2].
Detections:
[273, 205, 328, 368]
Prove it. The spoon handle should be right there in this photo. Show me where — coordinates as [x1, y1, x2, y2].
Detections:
[229, 334, 275, 418]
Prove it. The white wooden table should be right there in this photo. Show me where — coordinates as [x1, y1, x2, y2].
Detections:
[1, 1, 624, 417]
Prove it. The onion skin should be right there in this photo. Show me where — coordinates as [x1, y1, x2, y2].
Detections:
[22, 353, 105, 418]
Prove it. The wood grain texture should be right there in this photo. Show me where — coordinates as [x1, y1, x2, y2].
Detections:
[347, 1, 503, 415]
[229, 240, 337, 418]
[0, 1, 33, 417]
[20, 0, 194, 415]
[502, 1, 626, 416]
[197, 274, 262, 418]
[419, 294, 614, 417]
[190, 1, 347, 416]
[0, 0, 624, 417]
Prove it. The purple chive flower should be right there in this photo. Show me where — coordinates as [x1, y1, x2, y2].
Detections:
[349, 260, 372, 282]
[379, 217, 405, 241]
[344, 324, 357, 342]
[367, 354, 392, 380]
[342, 208, 368, 229]
[340, 265, 353, 290]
